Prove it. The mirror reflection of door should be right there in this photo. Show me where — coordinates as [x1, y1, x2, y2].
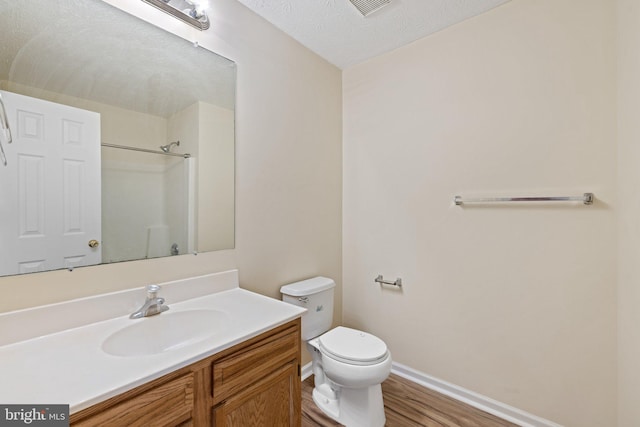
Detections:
[0, 90, 101, 275]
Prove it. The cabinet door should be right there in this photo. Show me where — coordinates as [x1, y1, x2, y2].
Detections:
[212, 323, 299, 405]
[213, 361, 300, 427]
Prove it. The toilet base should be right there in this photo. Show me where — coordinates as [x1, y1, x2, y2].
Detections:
[313, 383, 386, 427]
[312, 385, 340, 420]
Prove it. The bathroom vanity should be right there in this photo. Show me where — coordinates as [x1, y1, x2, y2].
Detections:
[71, 319, 301, 426]
[0, 271, 305, 427]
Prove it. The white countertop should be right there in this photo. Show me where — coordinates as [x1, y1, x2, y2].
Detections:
[0, 271, 305, 413]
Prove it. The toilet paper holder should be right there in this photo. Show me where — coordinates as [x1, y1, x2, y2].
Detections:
[374, 275, 402, 288]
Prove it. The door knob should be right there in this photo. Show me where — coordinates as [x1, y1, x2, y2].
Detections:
[88, 239, 100, 248]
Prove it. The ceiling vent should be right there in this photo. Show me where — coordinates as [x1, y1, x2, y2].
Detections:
[348, 0, 391, 17]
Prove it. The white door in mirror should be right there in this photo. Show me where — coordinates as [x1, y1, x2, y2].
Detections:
[0, 90, 101, 275]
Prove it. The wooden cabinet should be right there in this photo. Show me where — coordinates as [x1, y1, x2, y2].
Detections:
[70, 319, 301, 427]
[212, 323, 301, 426]
[212, 361, 299, 426]
[72, 373, 195, 427]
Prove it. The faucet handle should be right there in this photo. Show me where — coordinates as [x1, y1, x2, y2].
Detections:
[146, 284, 160, 298]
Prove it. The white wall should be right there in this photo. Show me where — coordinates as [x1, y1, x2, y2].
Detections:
[616, 0, 640, 425]
[343, 0, 617, 425]
[102, 155, 168, 262]
[167, 101, 235, 253]
[99, 102, 172, 262]
[0, 0, 343, 338]
[198, 102, 235, 252]
[167, 102, 200, 255]
[163, 157, 188, 256]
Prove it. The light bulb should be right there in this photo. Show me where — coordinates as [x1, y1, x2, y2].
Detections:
[185, 0, 208, 19]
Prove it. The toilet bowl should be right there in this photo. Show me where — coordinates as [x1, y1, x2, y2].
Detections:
[281, 277, 392, 427]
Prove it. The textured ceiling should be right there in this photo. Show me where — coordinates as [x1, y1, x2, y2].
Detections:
[236, 0, 511, 69]
[0, 0, 236, 117]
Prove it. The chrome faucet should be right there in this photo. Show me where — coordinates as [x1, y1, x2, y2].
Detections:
[130, 284, 169, 319]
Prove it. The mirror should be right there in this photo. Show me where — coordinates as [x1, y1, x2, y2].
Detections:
[0, 0, 236, 277]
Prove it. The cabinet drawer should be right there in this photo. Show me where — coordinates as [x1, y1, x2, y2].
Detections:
[212, 324, 299, 404]
[72, 373, 194, 427]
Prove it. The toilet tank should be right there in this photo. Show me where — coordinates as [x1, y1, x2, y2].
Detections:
[280, 277, 335, 341]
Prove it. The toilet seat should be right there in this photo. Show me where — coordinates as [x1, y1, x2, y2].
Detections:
[319, 326, 389, 366]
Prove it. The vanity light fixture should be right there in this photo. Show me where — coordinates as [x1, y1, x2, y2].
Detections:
[141, 0, 210, 30]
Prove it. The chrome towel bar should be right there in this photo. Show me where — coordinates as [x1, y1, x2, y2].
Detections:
[454, 192, 594, 206]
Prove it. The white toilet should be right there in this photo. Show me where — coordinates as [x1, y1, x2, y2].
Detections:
[281, 277, 392, 427]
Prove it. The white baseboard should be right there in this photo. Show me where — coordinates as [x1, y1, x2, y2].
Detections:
[300, 361, 561, 427]
[301, 362, 313, 381]
[391, 362, 563, 427]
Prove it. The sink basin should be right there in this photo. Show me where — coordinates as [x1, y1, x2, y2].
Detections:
[102, 309, 229, 357]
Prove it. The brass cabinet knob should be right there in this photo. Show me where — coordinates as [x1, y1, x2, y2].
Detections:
[88, 239, 100, 248]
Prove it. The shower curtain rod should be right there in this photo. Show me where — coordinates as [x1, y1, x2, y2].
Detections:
[101, 142, 190, 158]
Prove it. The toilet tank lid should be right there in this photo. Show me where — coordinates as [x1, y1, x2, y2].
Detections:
[280, 276, 335, 297]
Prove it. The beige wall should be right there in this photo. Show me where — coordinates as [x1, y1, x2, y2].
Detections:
[0, 0, 343, 341]
[616, 0, 640, 425]
[343, 0, 617, 425]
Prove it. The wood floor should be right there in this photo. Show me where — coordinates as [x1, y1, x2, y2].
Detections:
[302, 374, 518, 427]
